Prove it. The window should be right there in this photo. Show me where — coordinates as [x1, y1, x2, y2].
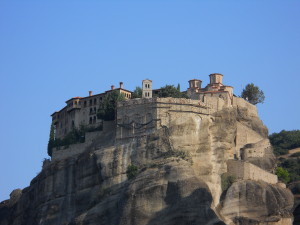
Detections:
[84, 101, 87, 107]
[89, 117, 92, 124]
[89, 99, 92, 106]
[94, 99, 97, 105]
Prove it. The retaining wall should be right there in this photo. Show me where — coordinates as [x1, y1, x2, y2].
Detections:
[227, 160, 278, 184]
[52, 130, 103, 161]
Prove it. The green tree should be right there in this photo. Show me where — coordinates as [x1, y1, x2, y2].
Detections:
[126, 164, 138, 179]
[276, 167, 290, 183]
[132, 86, 142, 98]
[177, 83, 180, 91]
[159, 85, 188, 98]
[269, 130, 300, 156]
[97, 90, 125, 121]
[241, 83, 265, 105]
[47, 122, 55, 157]
[221, 173, 236, 191]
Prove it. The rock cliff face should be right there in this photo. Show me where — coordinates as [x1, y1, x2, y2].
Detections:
[0, 97, 294, 225]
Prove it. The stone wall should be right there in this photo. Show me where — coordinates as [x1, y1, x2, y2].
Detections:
[116, 97, 215, 140]
[240, 139, 271, 159]
[199, 92, 231, 109]
[235, 122, 266, 158]
[227, 160, 278, 184]
[52, 130, 103, 161]
[233, 97, 258, 117]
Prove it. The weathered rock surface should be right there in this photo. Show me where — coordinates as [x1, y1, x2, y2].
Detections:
[221, 180, 294, 224]
[0, 97, 294, 225]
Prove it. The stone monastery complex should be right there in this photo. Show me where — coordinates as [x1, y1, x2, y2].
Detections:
[51, 73, 233, 140]
[50, 73, 279, 189]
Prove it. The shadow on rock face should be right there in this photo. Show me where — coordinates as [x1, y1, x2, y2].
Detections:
[293, 204, 300, 225]
[147, 187, 225, 225]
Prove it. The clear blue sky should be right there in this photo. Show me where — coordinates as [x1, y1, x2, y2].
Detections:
[0, 0, 299, 201]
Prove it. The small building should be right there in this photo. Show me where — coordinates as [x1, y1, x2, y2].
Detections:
[187, 73, 233, 106]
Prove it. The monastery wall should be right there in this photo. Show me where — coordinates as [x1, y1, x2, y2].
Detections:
[235, 122, 265, 158]
[199, 92, 231, 110]
[233, 97, 258, 117]
[116, 97, 213, 140]
[227, 160, 278, 184]
[240, 139, 270, 160]
[52, 130, 103, 161]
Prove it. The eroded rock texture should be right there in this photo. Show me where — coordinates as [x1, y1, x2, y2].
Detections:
[0, 97, 294, 225]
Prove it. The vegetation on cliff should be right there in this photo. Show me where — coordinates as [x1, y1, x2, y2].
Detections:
[270, 130, 300, 184]
[157, 84, 188, 98]
[276, 167, 290, 183]
[132, 86, 142, 98]
[241, 83, 265, 105]
[47, 122, 55, 156]
[47, 127, 86, 156]
[126, 164, 139, 179]
[47, 125, 102, 156]
[97, 90, 125, 121]
[269, 130, 300, 156]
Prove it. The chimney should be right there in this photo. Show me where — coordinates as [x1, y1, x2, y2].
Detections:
[89, 91, 93, 96]
[111, 85, 115, 90]
[119, 82, 123, 89]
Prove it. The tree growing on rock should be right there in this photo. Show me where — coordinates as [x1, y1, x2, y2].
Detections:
[158, 85, 188, 98]
[97, 90, 125, 121]
[276, 167, 290, 183]
[132, 86, 142, 98]
[241, 83, 265, 105]
[47, 122, 55, 157]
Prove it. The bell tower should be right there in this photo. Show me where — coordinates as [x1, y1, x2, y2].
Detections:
[188, 79, 202, 89]
[142, 79, 152, 98]
[209, 73, 223, 84]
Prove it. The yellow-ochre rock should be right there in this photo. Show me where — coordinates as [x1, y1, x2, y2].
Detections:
[0, 97, 294, 225]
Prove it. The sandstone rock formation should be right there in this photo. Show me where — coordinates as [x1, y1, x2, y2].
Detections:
[0, 97, 294, 225]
